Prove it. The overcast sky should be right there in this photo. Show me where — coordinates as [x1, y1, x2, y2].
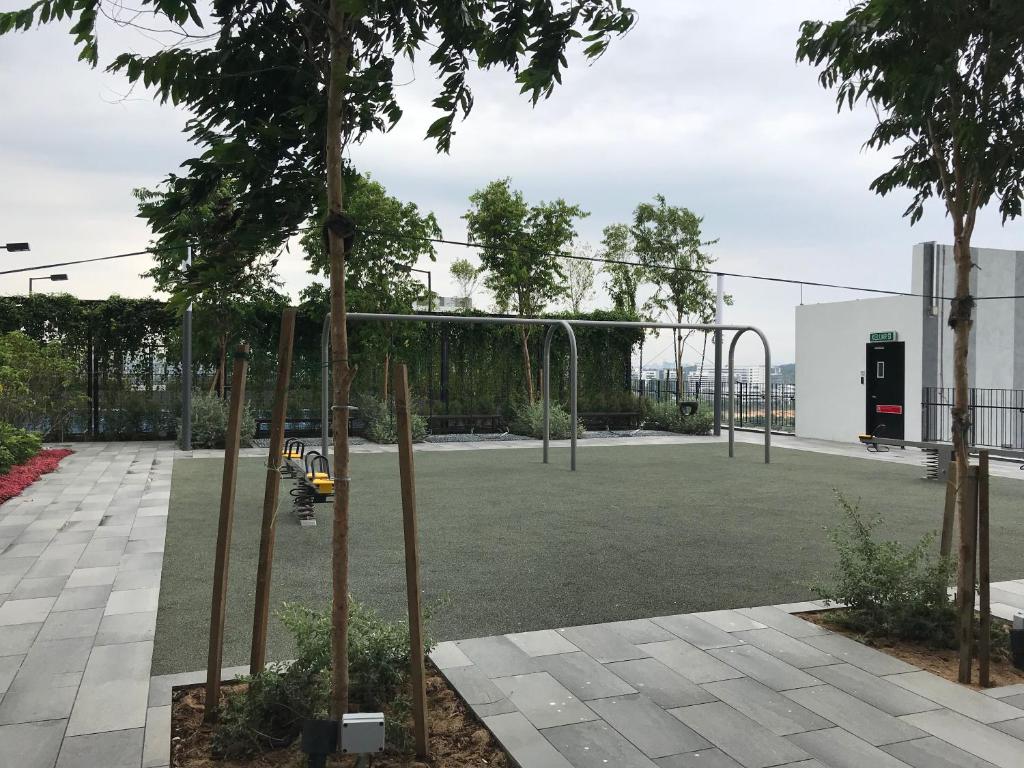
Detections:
[2, 1, 1022, 365]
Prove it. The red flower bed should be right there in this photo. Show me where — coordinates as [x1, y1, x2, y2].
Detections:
[0, 449, 74, 505]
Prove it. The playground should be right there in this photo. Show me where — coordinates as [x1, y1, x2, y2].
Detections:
[153, 439, 1024, 675]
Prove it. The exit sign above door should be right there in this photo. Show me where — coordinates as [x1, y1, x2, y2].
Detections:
[869, 331, 897, 342]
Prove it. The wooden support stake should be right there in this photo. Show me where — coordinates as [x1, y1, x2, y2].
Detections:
[940, 458, 957, 559]
[956, 464, 979, 684]
[978, 451, 991, 687]
[393, 363, 429, 758]
[204, 343, 250, 722]
[250, 309, 297, 674]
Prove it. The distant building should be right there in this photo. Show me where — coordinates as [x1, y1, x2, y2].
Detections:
[413, 296, 471, 312]
[796, 243, 1024, 447]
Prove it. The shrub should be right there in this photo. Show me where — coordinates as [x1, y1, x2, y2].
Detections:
[0, 423, 43, 474]
[812, 492, 959, 646]
[359, 397, 427, 444]
[0, 448, 72, 503]
[178, 391, 255, 449]
[510, 400, 584, 439]
[0, 331, 87, 439]
[641, 400, 714, 435]
[212, 598, 431, 759]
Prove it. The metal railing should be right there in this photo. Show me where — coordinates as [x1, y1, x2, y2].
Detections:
[922, 387, 1024, 449]
[633, 377, 796, 433]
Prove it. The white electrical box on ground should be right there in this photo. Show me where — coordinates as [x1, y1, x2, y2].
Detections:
[340, 712, 385, 754]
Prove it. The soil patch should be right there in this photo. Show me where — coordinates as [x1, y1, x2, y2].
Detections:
[171, 671, 507, 768]
[804, 610, 1024, 690]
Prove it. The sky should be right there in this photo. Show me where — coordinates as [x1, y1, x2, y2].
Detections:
[2, 1, 1023, 366]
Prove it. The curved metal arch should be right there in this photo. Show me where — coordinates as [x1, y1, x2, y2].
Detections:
[321, 311, 580, 471]
[542, 320, 579, 470]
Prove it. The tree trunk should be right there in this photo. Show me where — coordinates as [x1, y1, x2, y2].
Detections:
[519, 326, 535, 402]
[326, 8, 353, 721]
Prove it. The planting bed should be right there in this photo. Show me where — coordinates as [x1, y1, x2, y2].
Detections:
[0, 448, 73, 504]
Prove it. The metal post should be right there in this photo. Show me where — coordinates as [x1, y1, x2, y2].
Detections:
[728, 328, 771, 464]
[713, 274, 724, 436]
[543, 326, 552, 464]
[541, 321, 579, 471]
[181, 245, 193, 451]
[321, 313, 331, 461]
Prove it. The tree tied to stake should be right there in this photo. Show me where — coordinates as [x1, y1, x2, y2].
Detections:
[2, 0, 636, 719]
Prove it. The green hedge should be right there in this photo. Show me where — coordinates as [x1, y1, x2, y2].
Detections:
[0, 424, 43, 474]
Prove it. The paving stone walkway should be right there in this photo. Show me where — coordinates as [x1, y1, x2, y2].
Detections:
[432, 605, 1024, 768]
[0, 442, 174, 768]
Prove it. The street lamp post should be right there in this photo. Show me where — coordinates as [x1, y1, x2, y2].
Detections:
[3, 243, 31, 252]
[28, 273, 68, 295]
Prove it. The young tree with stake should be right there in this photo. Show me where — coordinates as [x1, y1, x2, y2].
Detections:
[797, 2, 1024, 637]
[2, 0, 636, 719]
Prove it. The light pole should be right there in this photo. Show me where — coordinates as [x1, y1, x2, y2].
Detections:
[28, 273, 68, 295]
[3, 243, 31, 252]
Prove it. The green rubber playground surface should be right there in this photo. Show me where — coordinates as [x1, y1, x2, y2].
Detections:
[153, 442, 1024, 674]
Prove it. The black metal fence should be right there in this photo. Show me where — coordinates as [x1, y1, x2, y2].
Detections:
[632, 377, 796, 433]
[922, 387, 1024, 449]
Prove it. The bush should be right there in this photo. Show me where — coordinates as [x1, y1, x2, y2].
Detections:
[212, 598, 430, 759]
[0, 423, 43, 474]
[0, 331, 87, 439]
[179, 391, 255, 449]
[812, 492, 959, 646]
[641, 400, 714, 435]
[510, 400, 585, 439]
[359, 397, 427, 444]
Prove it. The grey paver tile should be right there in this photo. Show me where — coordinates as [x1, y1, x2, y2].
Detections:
[883, 735, 1002, 767]
[606, 658, 717, 708]
[900, 709, 1024, 768]
[443, 665, 506, 705]
[653, 614, 746, 650]
[708, 645, 821, 691]
[0, 557, 39, 576]
[112, 569, 161, 591]
[25, 556, 80, 578]
[95, 611, 157, 646]
[0, 719, 66, 768]
[20, 637, 94, 675]
[66, 642, 152, 736]
[117, 553, 163, 572]
[1000, 693, 1024, 710]
[543, 719, 658, 767]
[104, 587, 159, 616]
[75, 548, 124, 569]
[429, 641, 473, 670]
[0, 670, 82, 723]
[483, 711, 574, 768]
[559, 623, 649, 663]
[653, 749, 745, 768]
[692, 610, 766, 633]
[786, 727, 913, 768]
[807, 663, 939, 716]
[605, 618, 676, 644]
[142, 706, 171, 768]
[886, 671, 1024, 723]
[638, 640, 744, 684]
[731, 629, 836, 668]
[589, 694, 711, 758]
[702, 677, 832, 736]
[147, 671, 204, 708]
[37, 606, 103, 641]
[991, 717, 1024, 740]
[40, 543, 87, 561]
[538, 651, 637, 700]
[802, 633, 916, 676]
[492, 672, 597, 729]
[3, 542, 49, 558]
[456, 635, 539, 678]
[0, 654, 23, 696]
[0, 597, 55, 625]
[57, 727, 144, 768]
[125, 539, 164, 555]
[985, 683, 1024, 699]
[10, 576, 67, 600]
[471, 699, 518, 718]
[784, 684, 925, 746]
[669, 701, 811, 768]
[506, 629, 580, 657]
[53, 585, 112, 612]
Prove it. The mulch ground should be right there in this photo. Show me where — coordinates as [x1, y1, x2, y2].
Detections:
[805, 610, 1024, 690]
[171, 671, 507, 768]
[0, 448, 73, 504]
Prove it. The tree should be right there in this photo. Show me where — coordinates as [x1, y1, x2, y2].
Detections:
[563, 243, 596, 314]
[600, 223, 644, 315]
[464, 179, 587, 401]
[450, 258, 481, 309]
[135, 180, 285, 397]
[630, 196, 718, 394]
[3, 0, 635, 718]
[797, 2, 1024, 642]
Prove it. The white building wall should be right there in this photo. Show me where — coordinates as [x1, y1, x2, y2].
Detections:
[796, 296, 922, 443]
